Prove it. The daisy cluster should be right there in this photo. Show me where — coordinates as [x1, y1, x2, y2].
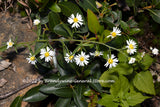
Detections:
[5, 14, 159, 69]
[26, 46, 56, 65]
[64, 51, 118, 68]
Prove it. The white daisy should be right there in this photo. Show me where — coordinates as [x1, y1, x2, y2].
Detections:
[141, 52, 145, 58]
[74, 51, 90, 66]
[6, 39, 14, 49]
[126, 39, 137, 55]
[128, 57, 136, 64]
[90, 51, 103, 57]
[64, 52, 74, 63]
[107, 27, 121, 39]
[68, 13, 83, 28]
[104, 54, 118, 68]
[33, 19, 40, 25]
[40, 46, 55, 62]
[26, 53, 37, 65]
[151, 47, 159, 55]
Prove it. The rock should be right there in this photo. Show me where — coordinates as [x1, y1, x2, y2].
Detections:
[0, 13, 39, 107]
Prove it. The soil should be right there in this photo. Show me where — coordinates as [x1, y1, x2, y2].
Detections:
[0, 12, 40, 107]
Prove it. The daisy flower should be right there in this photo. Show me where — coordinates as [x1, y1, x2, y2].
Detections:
[141, 52, 145, 58]
[150, 47, 159, 55]
[26, 53, 37, 65]
[128, 57, 136, 64]
[126, 39, 137, 55]
[90, 51, 103, 57]
[33, 19, 40, 25]
[64, 52, 75, 63]
[104, 54, 118, 68]
[107, 27, 121, 39]
[74, 51, 90, 66]
[68, 13, 83, 28]
[40, 46, 55, 62]
[6, 39, 14, 49]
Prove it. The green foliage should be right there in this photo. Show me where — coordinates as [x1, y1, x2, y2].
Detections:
[49, 2, 61, 13]
[125, 92, 150, 106]
[6, 0, 159, 106]
[10, 96, 23, 107]
[149, 9, 160, 24]
[133, 71, 156, 95]
[48, 12, 61, 31]
[75, 0, 98, 13]
[87, 9, 100, 34]
[140, 54, 153, 70]
[58, 2, 83, 17]
[55, 98, 71, 107]
[54, 24, 72, 37]
[99, 71, 118, 87]
[23, 85, 48, 102]
[110, 75, 130, 98]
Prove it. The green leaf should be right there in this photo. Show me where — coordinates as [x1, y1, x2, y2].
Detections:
[53, 87, 73, 97]
[129, 28, 141, 35]
[40, 75, 75, 97]
[48, 12, 61, 32]
[55, 98, 71, 107]
[125, 0, 135, 7]
[87, 77, 102, 93]
[102, 30, 111, 43]
[87, 9, 100, 34]
[103, 16, 115, 28]
[110, 75, 130, 98]
[98, 94, 118, 107]
[40, 16, 49, 24]
[0, 45, 7, 52]
[10, 96, 22, 107]
[99, 71, 118, 87]
[149, 9, 160, 24]
[58, 2, 83, 17]
[54, 24, 71, 37]
[110, 63, 133, 75]
[73, 86, 87, 107]
[133, 71, 155, 95]
[126, 92, 150, 106]
[140, 54, 153, 70]
[120, 20, 129, 32]
[118, 52, 128, 63]
[83, 89, 93, 96]
[23, 85, 48, 102]
[75, 0, 98, 13]
[49, 2, 61, 13]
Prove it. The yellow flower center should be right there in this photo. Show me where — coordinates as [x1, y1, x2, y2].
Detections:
[108, 59, 113, 64]
[95, 52, 100, 56]
[80, 56, 84, 61]
[8, 42, 13, 46]
[129, 44, 134, 49]
[73, 18, 78, 23]
[111, 32, 117, 37]
[45, 52, 50, 57]
[30, 56, 35, 61]
[69, 55, 74, 60]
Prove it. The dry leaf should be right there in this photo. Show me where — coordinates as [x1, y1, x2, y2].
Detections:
[0, 60, 11, 71]
[0, 78, 7, 87]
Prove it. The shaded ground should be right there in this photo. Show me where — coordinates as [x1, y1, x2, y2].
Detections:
[0, 12, 39, 107]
